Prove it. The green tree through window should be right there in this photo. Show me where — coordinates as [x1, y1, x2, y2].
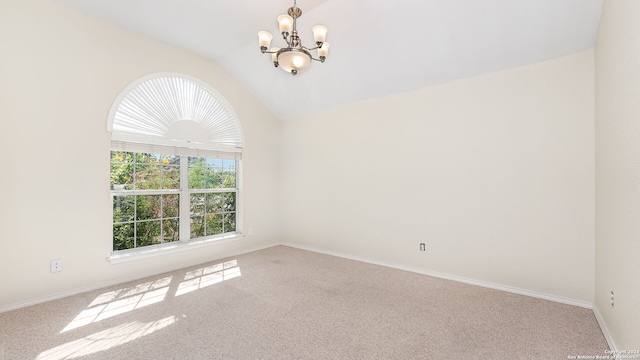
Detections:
[110, 151, 237, 251]
[188, 157, 237, 239]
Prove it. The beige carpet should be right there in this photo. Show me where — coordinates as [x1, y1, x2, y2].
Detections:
[0, 245, 608, 359]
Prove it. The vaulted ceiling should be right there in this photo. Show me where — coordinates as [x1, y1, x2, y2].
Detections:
[53, 0, 603, 120]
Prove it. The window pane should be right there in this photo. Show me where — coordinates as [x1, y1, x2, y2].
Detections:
[190, 194, 205, 216]
[188, 157, 235, 190]
[137, 220, 161, 247]
[136, 153, 160, 163]
[161, 165, 180, 189]
[206, 214, 223, 236]
[110, 163, 133, 190]
[160, 154, 179, 165]
[191, 216, 205, 238]
[188, 166, 205, 189]
[113, 196, 135, 223]
[205, 166, 222, 189]
[224, 212, 236, 233]
[206, 158, 223, 167]
[113, 223, 134, 251]
[223, 159, 235, 171]
[222, 160, 236, 188]
[206, 193, 223, 214]
[135, 164, 161, 190]
[162, 194, 179, 218]
[137, 195, 162, 220]
[223, 192, 236, 212]
[162, 219, 179, 243]
[188, 157, 204, 165]
[111, 151, 133, 163]
[111, 151, 181, 192]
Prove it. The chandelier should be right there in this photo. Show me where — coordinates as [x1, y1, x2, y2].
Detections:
[258, 0, 330, 76]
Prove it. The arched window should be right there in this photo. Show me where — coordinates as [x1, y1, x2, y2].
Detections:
[107, 73, 244, 258]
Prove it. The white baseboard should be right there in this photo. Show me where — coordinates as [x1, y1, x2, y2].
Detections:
[593, 305, 618, 351]
[0, 243, 278, 314]
[0, 241, 599, 322]
[281, 242, 594, 309]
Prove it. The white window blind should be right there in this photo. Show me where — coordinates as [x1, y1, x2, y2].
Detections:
[107, 73, 244, 152]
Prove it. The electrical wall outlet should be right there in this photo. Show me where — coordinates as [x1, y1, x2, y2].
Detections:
[611, 291, 615, 307]
[50, 259, 63, 273]
[420, 243, 426, 251]
[248, 227, 254, 236]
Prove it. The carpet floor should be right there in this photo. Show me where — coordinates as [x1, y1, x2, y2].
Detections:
[0, 245, 609, 359]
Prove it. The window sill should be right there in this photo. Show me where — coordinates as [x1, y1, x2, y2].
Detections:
[107, 233, 244, 264]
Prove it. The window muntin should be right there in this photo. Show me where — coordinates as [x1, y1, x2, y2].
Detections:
[110, 151, 237, 252]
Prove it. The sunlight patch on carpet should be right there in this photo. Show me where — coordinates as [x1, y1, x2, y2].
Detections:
[37, 316, 176, 360]
[175, 259, 241, 296]
[61, 277, 172, 333]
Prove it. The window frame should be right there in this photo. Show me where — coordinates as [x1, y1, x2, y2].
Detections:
[108, 150, 244, 264]
[106, 73, 246, 264]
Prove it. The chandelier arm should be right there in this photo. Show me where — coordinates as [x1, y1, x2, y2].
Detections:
[302, 44, 323, 51]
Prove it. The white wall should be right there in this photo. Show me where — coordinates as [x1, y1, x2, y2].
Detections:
[594, 0, 640, 350]
[0, 0, 609, 325]
[281, 50, 595, 304]
[0, 0, 281, 310]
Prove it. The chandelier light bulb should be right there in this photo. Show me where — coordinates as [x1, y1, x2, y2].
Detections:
[278, 15, 294, 35]
[312, 25, 328, 45]
[258, 31, 273, 50]
[318, 42, 330, 57]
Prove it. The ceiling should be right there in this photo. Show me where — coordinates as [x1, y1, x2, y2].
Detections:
[53, 0, 604, 120]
